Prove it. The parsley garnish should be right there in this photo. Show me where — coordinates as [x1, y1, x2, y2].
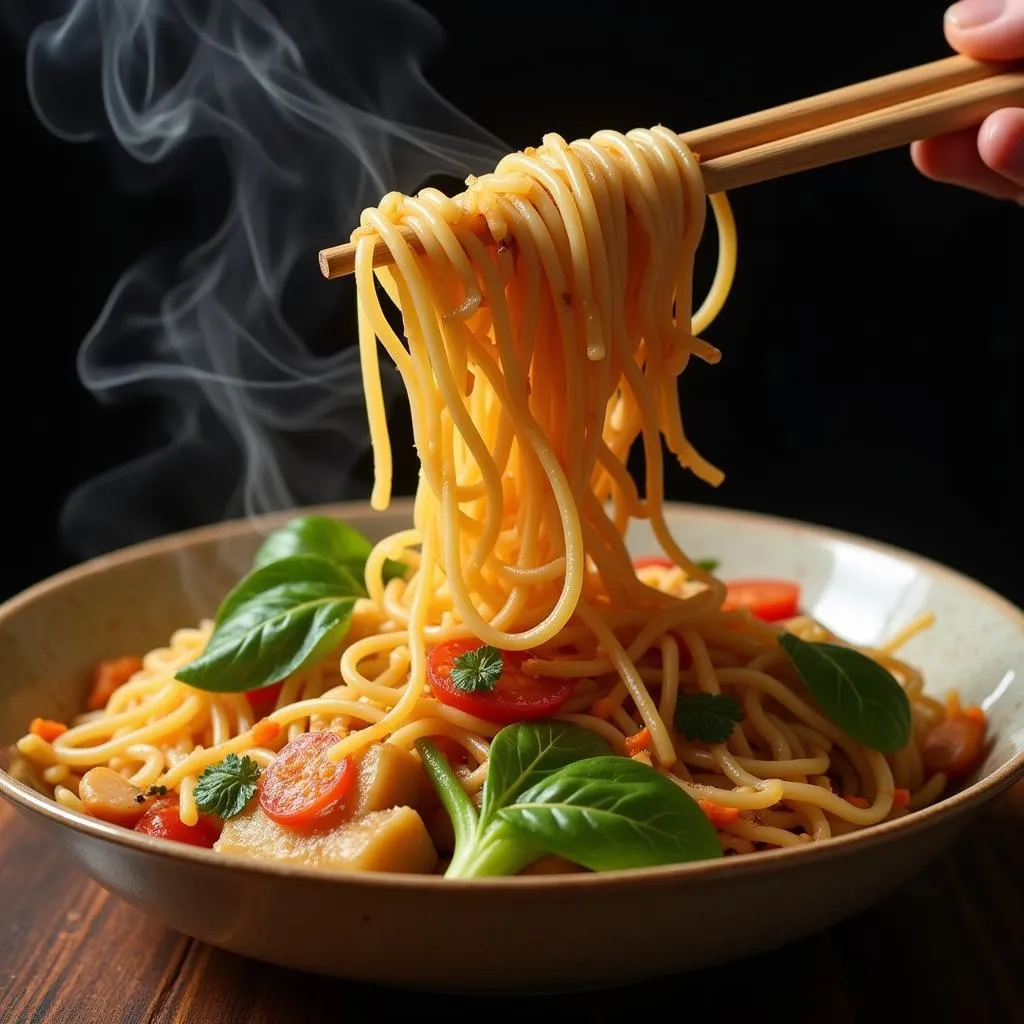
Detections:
[695, 558, 720, 573]
[193, 754, 261, 819]
[675, 692, 744, 743]
[450, 645, 504, 694]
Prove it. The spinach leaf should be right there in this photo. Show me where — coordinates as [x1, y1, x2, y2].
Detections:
[176, 555, 360, 693]
[254, 515, 406, 586]
[415, 739, 479, 853]
[496, 756, 722, 871]
[778, 633, 912, 753]
[479, 720, 611, 830]
[420, 720, 722, 878]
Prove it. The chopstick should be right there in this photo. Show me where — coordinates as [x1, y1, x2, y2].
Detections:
[318, 55, 1023, 280]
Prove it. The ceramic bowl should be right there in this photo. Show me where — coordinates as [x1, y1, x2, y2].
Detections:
[2, 500, 1023, 993]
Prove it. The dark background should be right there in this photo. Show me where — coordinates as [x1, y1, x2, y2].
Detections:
[0, 0, 1019, 602]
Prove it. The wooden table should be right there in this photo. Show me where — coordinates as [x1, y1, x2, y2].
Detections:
[3, 786, 1023, 1024]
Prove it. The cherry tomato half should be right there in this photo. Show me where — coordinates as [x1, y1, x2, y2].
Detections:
[921, 711, 987, 781]
[244, 681, 284, 719]
[134, 795, 222, 848]
[427, 640, 573, 725]
[721, 579, 800, 622]
[258, 730, 356, 829]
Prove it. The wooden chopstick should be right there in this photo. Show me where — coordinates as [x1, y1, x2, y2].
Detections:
[318, 56, 1023, 280]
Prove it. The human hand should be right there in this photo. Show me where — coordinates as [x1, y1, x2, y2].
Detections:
[911, 0, 1024, 203]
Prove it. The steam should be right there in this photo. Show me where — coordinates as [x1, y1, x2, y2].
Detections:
[14, 0, 505, 556]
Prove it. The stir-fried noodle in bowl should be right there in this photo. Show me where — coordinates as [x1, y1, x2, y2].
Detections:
[13, 126, 990, 877]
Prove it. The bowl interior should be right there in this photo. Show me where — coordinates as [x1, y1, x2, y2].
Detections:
[3, 501, 1024, 786]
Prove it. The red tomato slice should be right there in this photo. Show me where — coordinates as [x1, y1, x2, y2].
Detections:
[134, 795, 222, 848]
[632, 556, 675, 570]
[244, 681, 284, 719]
[258, 731, 356, 829]
[921, 712, 987, 781]
[427, 640, 573, 725]
[721, 579, 800, 621]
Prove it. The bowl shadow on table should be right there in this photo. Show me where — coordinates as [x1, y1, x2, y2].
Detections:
[181, 790, 1024, 1022]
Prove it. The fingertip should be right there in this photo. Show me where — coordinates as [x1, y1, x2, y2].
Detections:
[977, 107, 1024, 184]
[944, 0, 1024, 61]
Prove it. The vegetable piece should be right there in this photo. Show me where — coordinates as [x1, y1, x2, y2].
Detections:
[698, 799, 741, 825]
[258, 731, 356, 829]
[624, 727, 652, 756]
[29, 718, 68, 743]
[175, 555, 361, 693]
[495, 756, 722, 872]
[778, 633, 912, 753]
[417, 721, 721, 878]
[845, 795, 870, 809]
[79, 766, 147, 827]
[449, 644, 504, 694]
[87, 655, 144, 711]
[427, 640, 573, 724]
[349, 742, 425, 818]
[674, 692, 744, 743]
[214, 804, 437, 873]
[921, 708, 988, 781]
[253, 515, 407, 586]
[892, 788, 911, 808]
[245, 682, 284, 719]
[135, 795, 222, 848]
[193, 754, 262, 820]
[721, 579, 800, 621]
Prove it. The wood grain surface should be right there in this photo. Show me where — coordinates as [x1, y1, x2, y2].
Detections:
[3, 784, 1023, 1024]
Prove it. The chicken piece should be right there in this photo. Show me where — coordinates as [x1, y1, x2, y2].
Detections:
[215, 804, 437, 874]
[350, 742, 424, 818]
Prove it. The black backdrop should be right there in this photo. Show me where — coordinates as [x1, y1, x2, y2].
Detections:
[1, 0, 1020, 603]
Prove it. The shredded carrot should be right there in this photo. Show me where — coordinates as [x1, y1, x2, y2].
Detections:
[892, 788, 910, 809]
[845, 795, 870, 809]
[624, 727, 652, 756]
[962, 705, 987, 724]
[30, 718, 68, 743]
[88, 655, 144, 711]
[698, 799, 741, 826]
[589, 698, 614, 720]
[945, 690, 962, 717]
[250, 719, 282, 747]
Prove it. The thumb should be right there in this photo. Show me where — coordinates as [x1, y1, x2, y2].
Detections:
[944, 0, 1024, 60]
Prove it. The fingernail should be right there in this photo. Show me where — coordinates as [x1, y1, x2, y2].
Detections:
[945, 0, 1005, 29]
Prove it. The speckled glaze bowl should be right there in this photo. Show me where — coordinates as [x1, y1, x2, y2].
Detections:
[2, 501, 1023, 993]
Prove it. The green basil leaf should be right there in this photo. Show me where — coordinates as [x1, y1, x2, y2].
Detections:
[215, 554, 362, 624]
[176, 555, 359, 693]
[254, 515, 406, 586]
[778, 633, 912, 753]
[496, 756, 721, 871]
[479, 721, 612, 830]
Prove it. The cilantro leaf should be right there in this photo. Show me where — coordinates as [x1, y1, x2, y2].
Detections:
[674, 692, 744, 744]
[695, 558, 720, 573]
[450, 645, 504, 694]
[193, 753, 261, 819]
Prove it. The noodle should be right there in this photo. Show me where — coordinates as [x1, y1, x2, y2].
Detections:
[15, 125, 977, 865]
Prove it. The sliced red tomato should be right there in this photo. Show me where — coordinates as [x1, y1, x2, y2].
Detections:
[134, 795, 221, 848]
[258, 730, 356, 829]
[245, 681, 284, 719]
[721, 579, 800, 621]
[427, 640, 573, 725]
[921, 710, 987, 781]
[632, 556, 674, 570]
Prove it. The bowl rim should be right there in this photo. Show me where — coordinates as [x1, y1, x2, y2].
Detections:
[3, 498, 1023, 892]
